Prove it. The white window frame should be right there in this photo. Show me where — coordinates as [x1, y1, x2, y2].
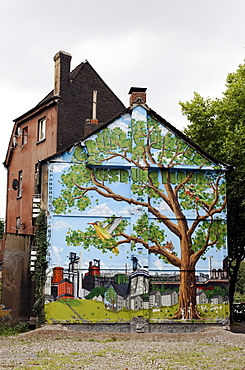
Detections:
[18, 170, 23, 198]
[37, 117, 46, 142]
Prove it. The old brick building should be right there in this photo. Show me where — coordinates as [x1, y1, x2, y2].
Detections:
[1, 51, 125, 323]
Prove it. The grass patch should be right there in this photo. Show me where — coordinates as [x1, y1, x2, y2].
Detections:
[45, 298, 230, 324]
[0, 321, 30, 336]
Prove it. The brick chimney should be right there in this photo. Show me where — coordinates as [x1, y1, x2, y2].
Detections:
[53, 51, 72, 96]
[129, 87, 147, 105]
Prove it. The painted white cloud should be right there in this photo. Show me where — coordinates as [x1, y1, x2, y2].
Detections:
[52, 221, 72, 230]
[52, 245, 64, 265]
[100, 260, 112, 271]
[154, 259, 163, 271]
[109, 115, 130, 133]
[140, 257, 148, 268]
[119, 204, 142, 215]
[87, 202, 115, 216]
[132, 110, 146, 122]
[157, 201, 172, 213]
[51, 163, 70, 173]
[160, 126, 169, 135]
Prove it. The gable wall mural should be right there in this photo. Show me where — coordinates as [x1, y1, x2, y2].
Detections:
[45, 106, 229, 324]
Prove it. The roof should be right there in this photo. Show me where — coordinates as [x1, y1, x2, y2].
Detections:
[110, 283, 129, 297]
[150, 290, 160, 295]
[4, 59, 125, 167]
[57, 278, 73, 285]
[161, 291, 176, 296]
[80, 102, 232, 170]
[41, 99, 232, 171]
[128, 87, 147, 94]
[34, 62, 87, 109]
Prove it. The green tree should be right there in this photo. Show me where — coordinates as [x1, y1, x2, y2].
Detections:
[205, 286, 228, 300]
[235, 261, 245, 297]
[86, 286, 108, 300]
[52, 116, 226, 319]
[104, 286, 117, 311]
[180, 62, 245, 303]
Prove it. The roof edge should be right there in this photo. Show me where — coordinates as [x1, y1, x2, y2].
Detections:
[40, 102, 233, 171]
[13, 95, 60, 123]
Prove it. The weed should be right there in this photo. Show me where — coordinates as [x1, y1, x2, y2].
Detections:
[0, 321, 30, 336]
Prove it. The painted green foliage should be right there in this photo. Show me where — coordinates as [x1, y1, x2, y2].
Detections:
[52, 107, 227, 319]
[104, 286, 117, 310]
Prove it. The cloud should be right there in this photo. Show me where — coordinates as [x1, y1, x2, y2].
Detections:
[87, 202, 114, 216]
[52, 221, 72, 230]
[52, 245, 64, 265]
[154, 259, 163, 271]
[51, 163, 70, 173]
[160, 126, 169, 136]
[157, 202, 172, 213]
[118, 204, 143, 216]
[109, 119, 129, 133]
[118, 205, 133, 216]
[132, 110, 146, 122]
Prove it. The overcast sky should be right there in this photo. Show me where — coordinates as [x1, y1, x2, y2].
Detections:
[1, 0, 245, 218]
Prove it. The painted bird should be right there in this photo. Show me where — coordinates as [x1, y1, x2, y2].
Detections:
[88, 216, 123, 241]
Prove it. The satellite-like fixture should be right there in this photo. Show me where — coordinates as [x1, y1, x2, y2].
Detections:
[12, 179, 19, 190]
[12, 127, 22, 148]
[12, 136, 17, 147]
[16, 218, 21, 230]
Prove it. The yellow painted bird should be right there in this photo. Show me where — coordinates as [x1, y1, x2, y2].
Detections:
[88, 217, 123, 242]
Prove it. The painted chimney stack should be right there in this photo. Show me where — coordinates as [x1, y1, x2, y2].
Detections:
[53, 51, 72, 96]
[129, 87, 147, 105]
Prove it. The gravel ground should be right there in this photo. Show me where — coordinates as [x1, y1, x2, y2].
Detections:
[0, 325, 245, 369]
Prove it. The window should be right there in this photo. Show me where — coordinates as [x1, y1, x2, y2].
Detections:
[18, 170, 23, 198]
[22, 126, 28, 146]
[37, 117, 46, 142]
[34, 163, 41, 194]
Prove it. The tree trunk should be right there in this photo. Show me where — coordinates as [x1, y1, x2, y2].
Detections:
[172, 236, 202, 320]
[173, 267, 202, 319]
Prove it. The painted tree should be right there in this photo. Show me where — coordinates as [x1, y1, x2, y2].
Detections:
[104, 286, 117, 311]
[52, 111, 227, 319]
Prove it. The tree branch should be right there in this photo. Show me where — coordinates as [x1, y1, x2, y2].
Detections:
[190, 224, 220, 265]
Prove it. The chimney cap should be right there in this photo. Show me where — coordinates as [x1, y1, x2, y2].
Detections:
[128, 87, 147, 94]
[54, 50, 72, 61]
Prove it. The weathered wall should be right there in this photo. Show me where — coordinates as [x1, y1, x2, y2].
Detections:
[5, 105, 58, 234]
[1, 233, 34, 324]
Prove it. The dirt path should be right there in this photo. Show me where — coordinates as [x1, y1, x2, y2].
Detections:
[0, 325, 245, 369]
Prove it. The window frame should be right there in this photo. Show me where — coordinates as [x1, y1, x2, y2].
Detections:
[37, 117, 46, 143]
[22, 126, 28, 146]
[17, 170, 23, 198]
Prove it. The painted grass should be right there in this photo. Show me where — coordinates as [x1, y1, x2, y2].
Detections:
[45, 299, 229, 324]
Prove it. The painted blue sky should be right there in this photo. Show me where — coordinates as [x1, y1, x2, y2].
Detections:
[47, 107, 227, 275]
